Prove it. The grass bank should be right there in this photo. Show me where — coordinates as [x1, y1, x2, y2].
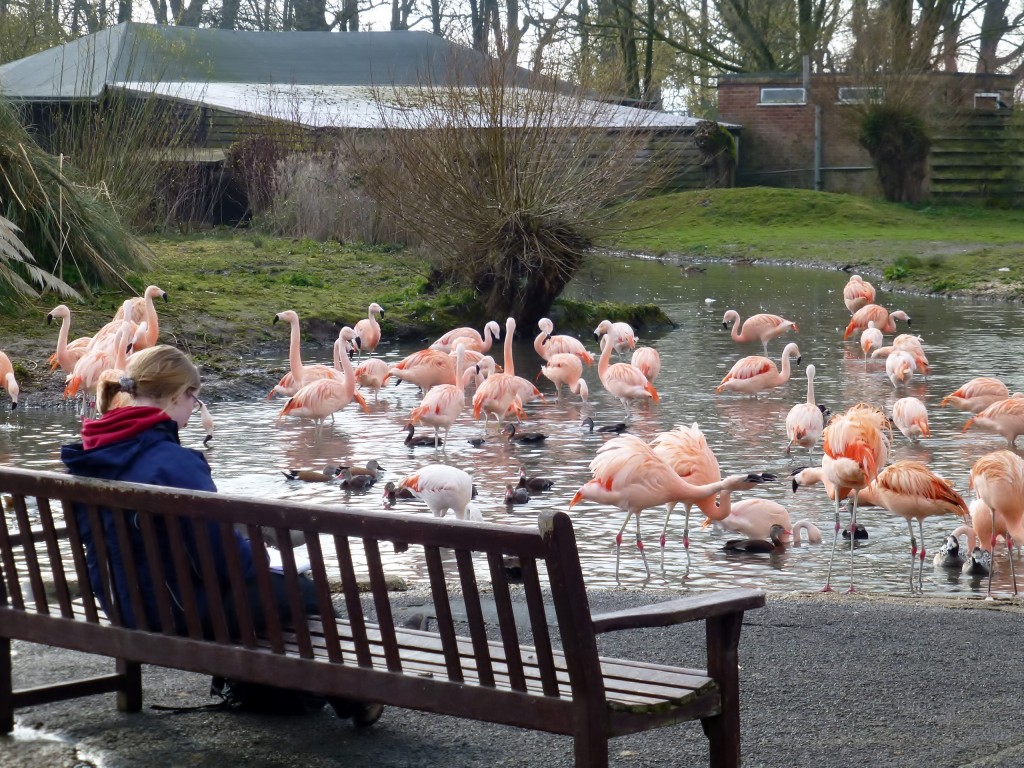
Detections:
[604, 187, 1024, 298]
[3, 230, 665, 399]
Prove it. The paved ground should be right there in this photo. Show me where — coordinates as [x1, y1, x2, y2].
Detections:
[3, 590, 1024, 768]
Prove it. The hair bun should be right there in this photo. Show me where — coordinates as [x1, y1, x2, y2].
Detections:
[118, 375, 137, 395]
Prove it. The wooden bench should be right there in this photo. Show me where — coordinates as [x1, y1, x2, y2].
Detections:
[0, 466, 765, 767]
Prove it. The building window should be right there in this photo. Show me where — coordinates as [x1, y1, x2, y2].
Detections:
[837, 86, 884, 104]
[759, 87, 806, 105]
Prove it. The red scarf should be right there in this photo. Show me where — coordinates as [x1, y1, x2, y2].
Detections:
[81, 406, 173, 450]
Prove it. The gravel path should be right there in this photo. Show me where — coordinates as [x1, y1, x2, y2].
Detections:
[4, 590, 1024, 768]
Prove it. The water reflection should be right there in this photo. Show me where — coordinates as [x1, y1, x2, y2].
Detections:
[4, 258, 1024, 596]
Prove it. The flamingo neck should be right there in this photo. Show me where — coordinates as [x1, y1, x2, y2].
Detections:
[56, 313, 70, 357]
[287, 317, 303, 382]
[730, 317, 743, 342]
[598, 335, 612, 379]
[337, 337, 356, 399]
[779, 350, 794, 382]
[807, 376, 816, 406]
[503, 325, 515, 378]
[145, 292, 160, 347]
[533, 331, 547, 360]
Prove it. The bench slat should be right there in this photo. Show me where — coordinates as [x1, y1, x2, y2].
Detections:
[58, 498, 99, 624]
[220, 521, 257, 647]
[487, 551, 527, 692]
[304, 533, 343, 663]
[13, 495, 48, 616]
[519, 555, 560, 697]
[362, 536, 402, 672]
[84, 503, 121, 627]
[335, 534, 369, 666]
[37, 497, 77, 620]
[110, 505, 150, 632]
[424, 545, 463, 683]
[246, 526, 284, 652]
[455, 548, 495, 687]
[275, 528, 314, 659]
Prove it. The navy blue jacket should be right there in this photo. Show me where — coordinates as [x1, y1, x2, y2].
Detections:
[62, 416, 254, 632]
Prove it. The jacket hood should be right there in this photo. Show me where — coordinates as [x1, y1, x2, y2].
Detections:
[81, 406, 172, 450]
[63, 409, 180, 480]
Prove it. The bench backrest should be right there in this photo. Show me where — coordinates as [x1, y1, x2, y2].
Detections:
[0, 466, 603, 704]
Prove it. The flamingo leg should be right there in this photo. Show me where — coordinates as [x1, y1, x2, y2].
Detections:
[987, 507, 997, 600]
[917, 519, 927, 594]
[1008, 534, 1018, 596]
[847, 491, 859, 593]
[614, 512, 632, 583]
[903, 519, 918, 594]
[822, 493, 842, 592]
[659, 503, 674, 548]
[634, 514, 651, 579]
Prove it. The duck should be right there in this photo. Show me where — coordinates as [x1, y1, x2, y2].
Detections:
[336, 459, 384, 478]
[518, 466, 553, 491]
[841, 523, 869, 540]
[722, 524, 788, 554]
[933, 534, 965, 569]
[404, 424, 442, 447]
[581, 416, 627, 434]
[282, 467, 342, 482]
[504, 484, 530, 505]
[339, 467, 375, 491]
[503, 423, 547, 443]
[382, 481, 416, 508]
[962, 546, 991, 577]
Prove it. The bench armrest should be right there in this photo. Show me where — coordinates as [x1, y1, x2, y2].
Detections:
[590, 588, 765, 634]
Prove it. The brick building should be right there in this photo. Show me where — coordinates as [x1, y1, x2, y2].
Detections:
[718, 71, 1018, 201]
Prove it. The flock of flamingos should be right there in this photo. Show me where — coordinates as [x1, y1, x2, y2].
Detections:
[21, 275, 1024, 599]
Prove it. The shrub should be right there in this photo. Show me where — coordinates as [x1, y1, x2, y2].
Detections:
[859, 105, 930, 204]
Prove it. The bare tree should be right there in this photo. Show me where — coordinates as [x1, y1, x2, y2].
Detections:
[352, 58, 667, 325]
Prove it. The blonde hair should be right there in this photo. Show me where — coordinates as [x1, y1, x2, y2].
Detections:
[97, 345, 201, 415]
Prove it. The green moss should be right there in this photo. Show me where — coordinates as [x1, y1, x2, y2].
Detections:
[552, 299, 672, 334]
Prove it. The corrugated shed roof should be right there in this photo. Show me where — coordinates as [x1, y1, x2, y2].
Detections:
[0, 22, 537, 99]
[1, 22, 716, 131]
[116, 81, 710, 129]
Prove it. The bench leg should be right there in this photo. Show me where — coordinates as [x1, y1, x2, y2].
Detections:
[702, 612, 744, 768]
[1, 638, 12, 734]
[116, 659, 142, 713]
[573, 729, 609, 768]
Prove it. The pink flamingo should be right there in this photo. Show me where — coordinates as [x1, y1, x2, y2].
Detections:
[791, 520, 823, 545]
[891, 397, 930, 442]
[650, 422, 726, 559]
[844, 304, 911, 340]
[885, 349, 917, 389]
[716, 342, 801, 397]
[704, 498, 791, 539]
[892, 334, 929, 375]
[46, 304, 92, 374]
[569, 434, 762, 579]
[593, 319, 636, 355]
[970, 450, 1024, 597]
[962, 397, 1024, 447]
[630, 346, 661, 383]
[539, 352, 584, 398]
[821, 403, 890, 592]
[352, 358, 390, 401]
[597, 333, 659, 419]
[534, 318, 593, 365]
[199, 401, 215, 446]
[0, 351, 20, 410]
[430, 321, 501, 354]
[388, 349, 456, 394]
[392, 464, 480, 520]
[940, 377, 1010, 414]
[276, 327, 368, 433]
[353, 302, 384, 355]
[405, 344, 476, 448]
[868, 461, 970, 592]
[113, 285, 166, 350]
[785, 364, 824, 457]
[268, 310, 341, 399]
[721, 309, 798, 355]
[842, 274, 876, 314]
[859, 321, 883, 360]
[65, 321, 132, 415]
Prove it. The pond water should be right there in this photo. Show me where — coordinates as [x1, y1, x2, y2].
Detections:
[3, 256, 1023, 596]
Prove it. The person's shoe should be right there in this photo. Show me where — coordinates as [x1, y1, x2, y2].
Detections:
[353, 701, 384, 727]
